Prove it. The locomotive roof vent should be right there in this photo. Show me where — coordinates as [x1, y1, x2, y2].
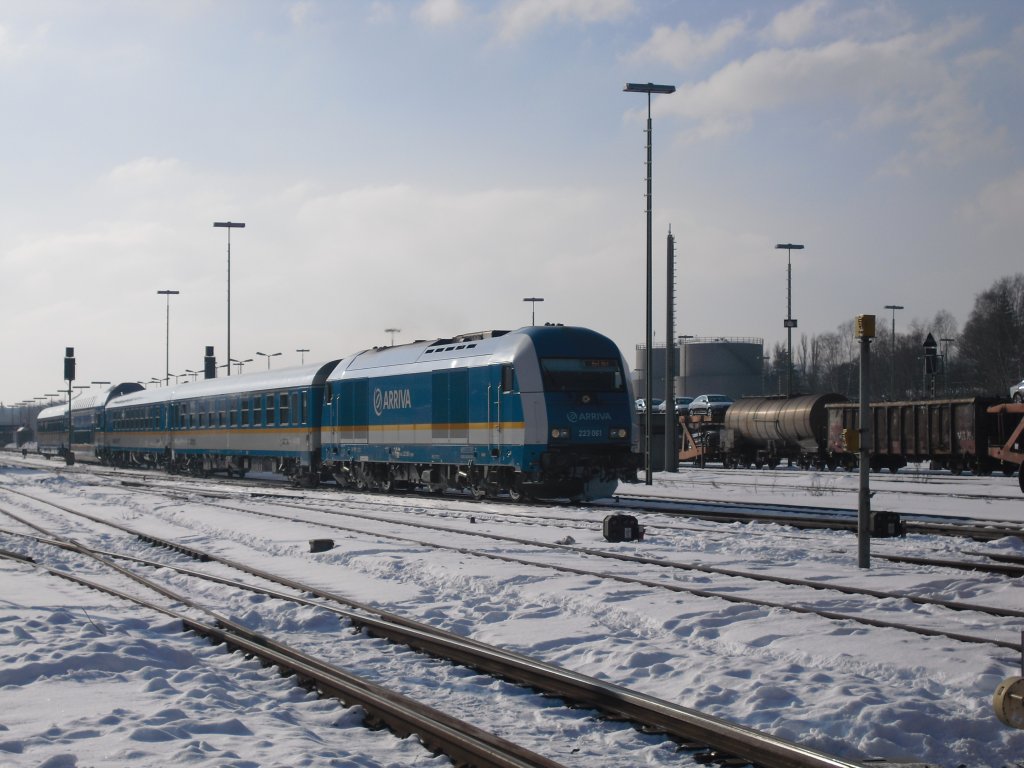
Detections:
[452, 330, 509, 343]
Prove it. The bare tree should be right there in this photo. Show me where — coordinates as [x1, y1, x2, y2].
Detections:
[958, 274, 1024, 394]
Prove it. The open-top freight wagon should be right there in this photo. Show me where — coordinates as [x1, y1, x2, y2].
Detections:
[825, 397, 1016, 477]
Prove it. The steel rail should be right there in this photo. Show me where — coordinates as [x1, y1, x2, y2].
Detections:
[0, 544, 563, 768]
[0, 495, 874, 768]
[5, 485, 1021, 651]
[610, 493, 1024, 542]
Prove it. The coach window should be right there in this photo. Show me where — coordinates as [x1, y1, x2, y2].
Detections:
[241, 398, 250, 427]
[290, 393, 299, 425]
[280, 392, 290, 425]
[266, 394, 276, 426]
[300, 392, 307, 425]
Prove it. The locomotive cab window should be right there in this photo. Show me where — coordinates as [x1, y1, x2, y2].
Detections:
[539, 358, 625, 392]
[501, 364, 518, 393]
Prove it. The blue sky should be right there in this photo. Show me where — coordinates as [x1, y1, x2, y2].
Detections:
[2, 0, 1022, 403]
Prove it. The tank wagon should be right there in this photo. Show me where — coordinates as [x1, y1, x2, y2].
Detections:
[825, 397, 1007, 475]
[59, 326, 637, 501]
[720, 393, 847, 469]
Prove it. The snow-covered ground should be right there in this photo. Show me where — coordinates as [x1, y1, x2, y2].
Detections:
[1, 458, 1023, 768]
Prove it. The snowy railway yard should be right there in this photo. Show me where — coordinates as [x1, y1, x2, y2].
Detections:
[1, 455, 1023, 767]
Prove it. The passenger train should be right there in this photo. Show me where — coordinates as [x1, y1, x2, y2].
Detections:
[36, 326, 639, 500]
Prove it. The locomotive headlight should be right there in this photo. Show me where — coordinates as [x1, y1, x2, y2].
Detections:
[611, 428, 627, 439]
[551, 428, 569, 439]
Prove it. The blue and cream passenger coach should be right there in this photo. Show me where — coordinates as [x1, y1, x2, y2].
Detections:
[321, 325, 638, 500]
[103, 360, 340, 481]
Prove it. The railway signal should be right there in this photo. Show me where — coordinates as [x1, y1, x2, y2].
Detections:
[63, 347, 75, 465]
[855, 315, 875, 568]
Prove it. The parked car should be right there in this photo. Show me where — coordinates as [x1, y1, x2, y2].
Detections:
[688, 394, 733, 419]
[1012, 379, 1024, 403]
[654, 396, 693, 413]
[635, 398, 663, 413]
[672, 396, 693, 413]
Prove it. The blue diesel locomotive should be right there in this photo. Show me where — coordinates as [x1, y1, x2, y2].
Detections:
[321, 326, 637, 500]
[51, 326, 637, 500]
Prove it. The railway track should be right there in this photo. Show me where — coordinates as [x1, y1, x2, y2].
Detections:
[0, 493, 870, 768]
[4, 459, 1021, 764]
[7, 454, 1023, 542]
[610, 491, 1024, 543]
[6, 478, 1021, 653]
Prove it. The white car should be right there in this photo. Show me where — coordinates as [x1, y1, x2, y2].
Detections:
[653, 396, 693, 413]
[1012, 379, 1024, 403]
[635, 398, 663, 413]
[687, 394, 733, 419]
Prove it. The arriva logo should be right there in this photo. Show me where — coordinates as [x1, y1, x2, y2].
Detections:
[566, 411, 612, 423]
[373, 387, 412, 416]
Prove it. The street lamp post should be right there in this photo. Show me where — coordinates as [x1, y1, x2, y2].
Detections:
[384, 329, 400, 347]
[884, 304, 904, 400]
[775, 243, 804, 397]
[256, 351, 281, 370]
[296, 348, 310, 365]
[625, 81, 676, 485]
[213, 221, 245, 375]
[522, 297, 544, 326]
[234, 358, 253, 374]
[185, 369, 199, 382]
[157, 289, 180, 387]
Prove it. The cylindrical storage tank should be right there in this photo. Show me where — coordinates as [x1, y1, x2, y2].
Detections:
[725, 394, 848, 452]
[679, 338, 763, 399]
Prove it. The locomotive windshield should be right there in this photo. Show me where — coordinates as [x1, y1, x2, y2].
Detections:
[539, 358, 625, 393]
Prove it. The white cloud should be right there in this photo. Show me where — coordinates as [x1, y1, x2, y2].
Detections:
[367, 1, 397, 25]
[0, 21, 37, 62]
[960, 168, 1024, 234]
[659, 17, 999, 169]
[414, 0, 465, 26]
[289, 1, 314, 27]
[764, 0, 829, 45]
[105, 157, 182, 186]
[628, 17, 746, 70]
[497, 0, 633, 42]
